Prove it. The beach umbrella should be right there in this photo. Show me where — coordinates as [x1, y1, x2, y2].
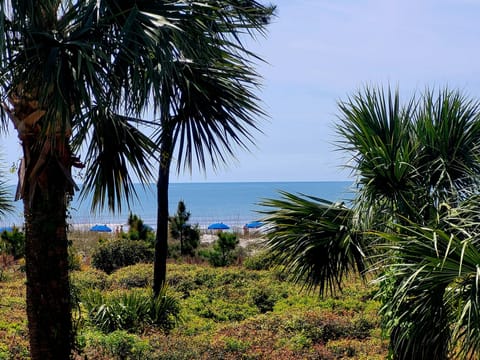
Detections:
[246, 221, 264, 229]
[208, 222, 230, 230]
[142, 224, 154, 231]
[90, 224, 112, 232]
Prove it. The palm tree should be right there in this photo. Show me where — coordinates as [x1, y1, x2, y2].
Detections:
[0, 1, 274, 358]
[0, 2, 155, 358]
[261, 87, 480, 359]
[152, 1, 275, 294]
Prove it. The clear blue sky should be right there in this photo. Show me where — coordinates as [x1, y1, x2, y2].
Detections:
[3, 0, 480, 184]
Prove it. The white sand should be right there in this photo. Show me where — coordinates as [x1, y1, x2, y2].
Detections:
[200, 233, 265, 248]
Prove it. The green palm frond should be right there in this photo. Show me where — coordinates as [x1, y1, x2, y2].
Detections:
[152, 1, 273, 174]
[77, 107, 155, 212]
[260, 86, 480, 359]
[337, 87, 422, 226]
[166, 57, 264, 173]
[415, 88, 480, 199]
[0, 163, 13, 217]
[260, 191, 366, 295]
[376, 201, 480, 359]
[375, 226, 453, 359]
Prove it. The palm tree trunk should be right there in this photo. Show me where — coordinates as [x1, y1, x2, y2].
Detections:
[22, 139, 73, 359]
[153, 137, 172, 296]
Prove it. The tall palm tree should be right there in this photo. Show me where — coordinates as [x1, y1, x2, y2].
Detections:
[0, 1, 274, 358]
[151, 1, 275, 294]
[261, 87, 480, 359]
[377, 90, 480, 360]
[0, 2, 155, 358]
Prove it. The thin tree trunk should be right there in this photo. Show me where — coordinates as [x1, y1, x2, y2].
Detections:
[23, 138, 73, 360]
[153, 138, 172, 297]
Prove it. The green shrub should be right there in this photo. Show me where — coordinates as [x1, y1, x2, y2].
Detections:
[250, 287, 278, 313]
[107, 263, 153, 289]
[201, 232, 239, 267]
[182, 225, 200, 256]
[82, 289, 148, 333]
[78, 330, 152, 360]
[0, 228, 24, 259]
[91, 239, 154, 274]
[126, 213, 155, 245]
[81, 287, 181, 333]
[149, 287, 182, 332]
[103, 330, 151, 359]
[190, 293, 257, 322]
[71, 268, 108, 290]
[68, 245, 82, 271]
[243, 250, 276, 270]
[167, 240, 182, 260]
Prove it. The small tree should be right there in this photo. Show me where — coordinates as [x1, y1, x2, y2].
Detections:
[0, 227, 25, 259]
[169, 201, 200, 256]
[127, 213, 154, 244]
[169, 201, 189, 253]
[207, 232, 239, 267]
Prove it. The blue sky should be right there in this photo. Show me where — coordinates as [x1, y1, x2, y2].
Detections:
[3, 0, 480, 184]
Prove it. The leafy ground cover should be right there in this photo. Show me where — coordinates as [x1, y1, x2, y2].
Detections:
[0, 234, 387, 359]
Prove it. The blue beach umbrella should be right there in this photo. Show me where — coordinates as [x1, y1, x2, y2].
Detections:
[208, 222, 230, 230]
[90, 224, 112, 232]
[142, 224, 154, 231]
[246, 221, 264, 229]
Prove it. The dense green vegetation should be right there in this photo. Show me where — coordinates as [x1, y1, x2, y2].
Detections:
[262, 87, 480, 359]
[0, 231, 387, 359]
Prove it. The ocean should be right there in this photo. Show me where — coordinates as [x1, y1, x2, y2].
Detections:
[2, 181, 353, 231]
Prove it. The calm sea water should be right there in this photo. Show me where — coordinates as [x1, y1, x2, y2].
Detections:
[2, 181, 353, 230]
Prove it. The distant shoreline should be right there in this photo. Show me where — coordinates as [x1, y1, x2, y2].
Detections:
[1, 181, 354, 228]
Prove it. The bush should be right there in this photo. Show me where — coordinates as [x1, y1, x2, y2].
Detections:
[107, 263, 153, 289]
[181, 225, 200, 256]
[201, 232, 239, 267]
[167, 240, 182, 260]
[68, 244, 82, 271]
[100, 330, 151, 360]
[126, 213, 155, 244]
[77, 330, 152, 360]
[91, 239, 154, 274]
[190, 293, 257, 322]
[71, 268, 108, 290]
[243, 250, 277, 270]
[250, 287, 278, 313]
[0, 228, 24, 259]
[81, 287, 181, 333]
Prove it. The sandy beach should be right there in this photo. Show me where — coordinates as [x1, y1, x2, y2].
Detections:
[200, 233, 265, 248]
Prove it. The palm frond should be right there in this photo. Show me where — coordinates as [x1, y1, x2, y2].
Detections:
[150, 1, 273, 174]
[0, 161, 13, 217]
[337, 87, 422, 226]
[76, 107, 155, 212]
[376, 201, 480, 359]
[167, 57, 264, 173]
[259, 191, 366, 295]
[414, 88, 480, 201]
